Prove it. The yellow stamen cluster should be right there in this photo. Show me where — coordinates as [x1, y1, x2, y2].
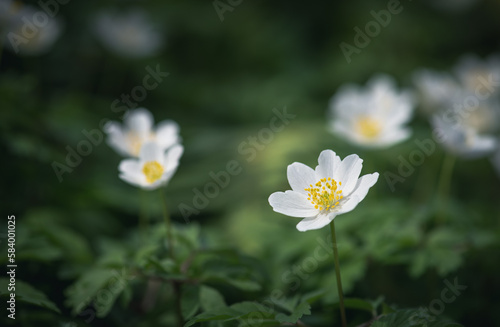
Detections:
[142, 161, 164, 184]
[305, 178, 343, 211]
[356, 117, 381, 139]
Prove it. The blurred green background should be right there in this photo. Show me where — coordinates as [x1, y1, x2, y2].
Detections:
[1, 0, 500, 326]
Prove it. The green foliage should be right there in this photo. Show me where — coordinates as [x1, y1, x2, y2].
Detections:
[2, 0, 499, 326]
[0, 278, 60, 313]
[371, 309, 463, 327]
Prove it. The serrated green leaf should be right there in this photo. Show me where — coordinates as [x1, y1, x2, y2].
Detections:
[371, 309, 462, 327]
[275, 301, 311, 324]
[65, 267, 131, 317]
[0, 278, 60, 313]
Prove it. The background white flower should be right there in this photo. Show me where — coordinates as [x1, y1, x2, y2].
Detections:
[329, 74, 415, 148]
[2, 2, 62, 56]
[119, 141, 183, 190]
[431, 114, 497, 158]
[413, 69, 462, 114]
[106, 108, 180, 157]
[453, 54, 500, 95]
[94, 9, 163, 59]
[268, 150, 379, 232]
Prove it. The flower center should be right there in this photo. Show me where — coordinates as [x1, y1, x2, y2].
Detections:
[304, 178, 343, 211]
[356, 117, 381, 139]
[142, 161, 164, 184]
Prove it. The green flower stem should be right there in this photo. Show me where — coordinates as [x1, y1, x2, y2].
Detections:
[436, 153, 456, 224]
[159, 188, 183, 326]
[139, 189, 149, 241]
[330, 220, 347, 327]
[159, 188, 174, 259]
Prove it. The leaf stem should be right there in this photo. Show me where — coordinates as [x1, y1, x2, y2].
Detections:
[436, 153, 456, 224]
[330, 220, 347, 327]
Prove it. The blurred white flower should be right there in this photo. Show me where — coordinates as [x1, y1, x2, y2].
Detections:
[94, 10, 163, 58]
[119, 141, 183, 190]
[106, 108, 180, 158]
[454, 54, 500, 95]
[431, 114, 497, 159]
[328, 75, 415, 148]
[413, 69, 461, 114]
[268, 150, 379, 232]
[1, 2, 62, 56]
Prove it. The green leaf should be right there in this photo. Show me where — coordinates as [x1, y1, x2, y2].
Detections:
[199, 286, 226, 312]
[181, 284, 200, 320]
[65, 267, 131, 317]
[0, 278, 60, 313]
[301, 289, 326, 304]
[371, 309, 462, 327]
[275, 301, 311, 324]
[184, 307, 241, 327]
[185, 301, 276, 327]
[343, 298, 376, 315]
[202, 273, 262, 292]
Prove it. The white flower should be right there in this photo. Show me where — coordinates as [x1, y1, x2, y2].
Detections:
[105, 108, 180, 157]
[94, 10, 163, 58]
[431, 114, 497, 158]
[2, 2, 62, 56]
[454, 54, 500, 94]
[268, 150, 379, 232]
[119, 141, 183, 190]
[412, 69, 462, 114]
[328, 75, 415, 148]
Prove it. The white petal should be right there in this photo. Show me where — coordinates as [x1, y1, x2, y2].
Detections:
[371, 127, 411, 148]
[119, 172, 148, 189]
[125, 108, 154, 135]
[335, 196, 364, 216]
[287, 162, 315, 194]
[315, 150, 341, 180]
[296, 212, 335, 232]
[164, 144, 184, 174]
[268, 191, 317, 218]
[139, 141, 163, 163]
[156, 120, 180, 149]
[333, 154, 363, 194]
[118, 159, 146, 186]
[105, 122, 132, 156]
[346, 172, 379, 200]
[119, 159, 140, 175]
